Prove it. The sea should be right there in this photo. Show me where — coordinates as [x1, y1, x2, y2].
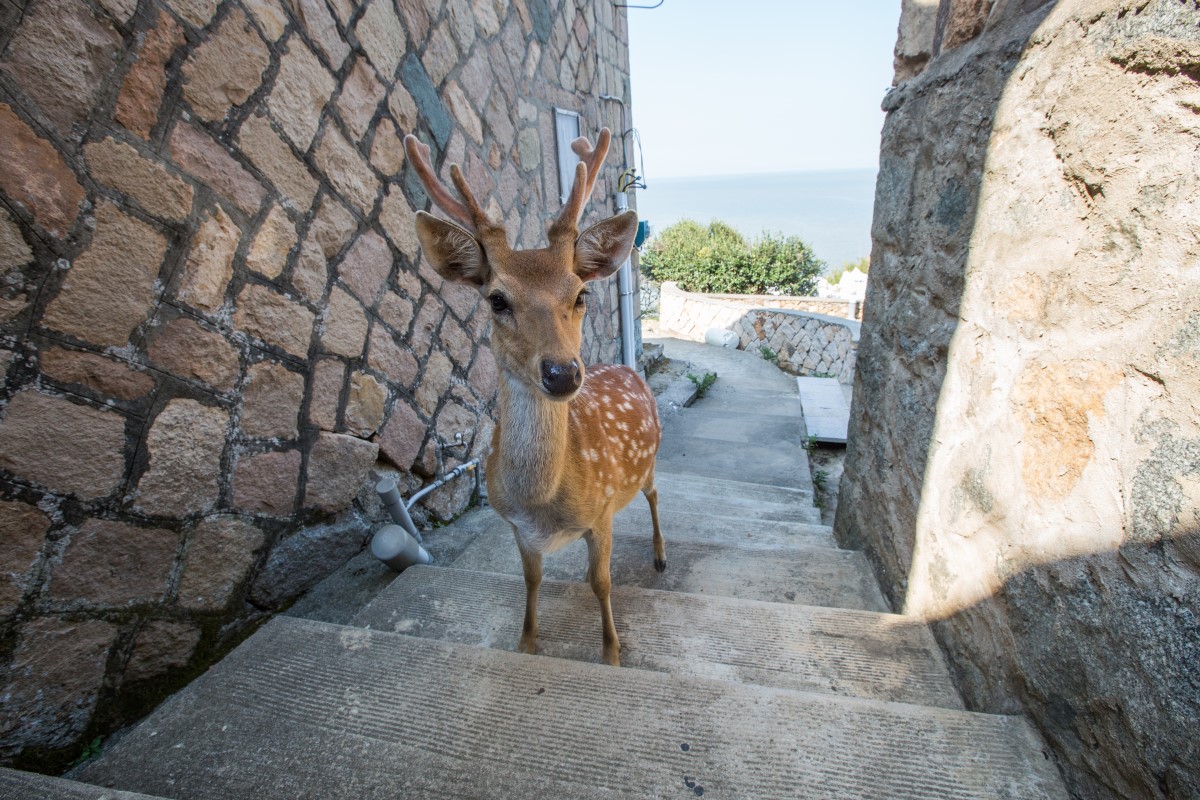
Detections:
[630, 169, 878, 271]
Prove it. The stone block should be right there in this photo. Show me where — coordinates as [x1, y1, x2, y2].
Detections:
[40, 347, 155, 401]
[518, 127, 541, 172]
[182, 8, 271, 123]
[293, 236, 329, 303]
[0, 103, 84, 238]
[345, 371, 386, 436]
[387, 81, 419, 132]
[177, 515, 265, 610]
[468, 345, 497, 402]
[0, 206, 32, 317]
[296, 0, 350, 69]
[378, 184, 421, 259]
[42, 203, 167, 346]
[400, 54, 451, 147]
[147, 316, 241, 392]
[370, 117, 406, 176]
[0, 500, 51, 614]
[85, 137, 194, 222]
[397, 0, 430, 43]
[169, 122, 267, 216]
[327, 0, 355, 26]
[416, 349, 453, 416]
[238, 114, 319, 213]
[115, 11, 186, 139]
[409, 295, 444, 357]
[377, 291, 415, 333]
[304, 431, 379, 511]
[422, 21, 459, 87]
[124, 620, 201, 683]
[321, 286, 369, 357]
[233, 449, 301, 515]
[314, 125, 381, 216]
[177, 205, 240, 313]
[310, 195, 359, 259]
[337, 57, 387, 142]
[241, 360, 304, 438]
[356, 0, 407, 81]
[444, 80, 484, 145]
[48, 518, 178, 605]
[243, 0, 288, 40]
[446, 0, 476, 50]
[246, 203, 298, 279]
[0, 617, 117, 755]
[269, 37, 337, 151]
[472, 0, 500, 38]
[308, 357, 344, 430]
[163, 0, 219, 27]
[368, 324, 418, 387]
[0, 0, 121, 136]
[378, 398, 424, 470]
[458, 45, 493, 110]
[338, 229, 391, 308]
[248, 510, 366, 607]
[0, 390, 127, 500]
[440, 314, 473, 368]
[134, 399, 228, 517]
[234, 283, 316, 358]
[97, 0, 136, 22]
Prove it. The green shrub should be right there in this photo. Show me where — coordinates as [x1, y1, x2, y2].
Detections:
[640, 219, 824, 296]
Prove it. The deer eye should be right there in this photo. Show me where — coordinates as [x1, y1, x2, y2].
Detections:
[489, 293, 509, 314]
[575, 289, 588, 308]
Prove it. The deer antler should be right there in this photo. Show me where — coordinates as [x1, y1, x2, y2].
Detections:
[555, 127, 612, 231]
[403, 135, 492, 233]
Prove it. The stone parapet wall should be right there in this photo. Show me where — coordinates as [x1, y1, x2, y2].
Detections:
[846, 2, 1200, 798]
[658, 282, 858, 383]
[0, 0, 631, 768]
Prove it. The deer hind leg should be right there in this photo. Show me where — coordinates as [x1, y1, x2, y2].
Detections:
[584, 522, 620, 666]
[643, 471, 666, 572]
[513, 531, 542, 656]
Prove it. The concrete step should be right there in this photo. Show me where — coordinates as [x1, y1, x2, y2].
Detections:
[796, 376, 851, 443]
[75, 617, 1068, 800]
[648, 487, 823, 526]
[353, 566, 964, 709]
[0, 766, 170, 799]
[613, 502, 832, 547]
[653, 468, 816, 506]
[655, 432, 812, 490]
[688, 386, 806, 417]
[449, 509, 889, 611]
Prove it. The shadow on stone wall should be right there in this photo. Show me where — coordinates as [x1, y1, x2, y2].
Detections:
[933, 530, 1200, 799]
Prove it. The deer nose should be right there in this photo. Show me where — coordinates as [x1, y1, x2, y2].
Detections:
[541, 359, 581, 396]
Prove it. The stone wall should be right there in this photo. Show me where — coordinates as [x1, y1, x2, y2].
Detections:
[658, 282, 859, 383]
[838, 1, 1199, 798]
[0, 0, 633, 769]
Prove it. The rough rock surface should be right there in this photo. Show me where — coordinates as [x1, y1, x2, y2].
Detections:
[839, 3, 1200, 799]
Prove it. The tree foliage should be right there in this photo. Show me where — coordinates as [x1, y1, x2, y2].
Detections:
[639, 219, 824, 296]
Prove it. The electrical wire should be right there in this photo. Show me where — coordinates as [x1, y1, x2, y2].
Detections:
[612, 0, 663, 8]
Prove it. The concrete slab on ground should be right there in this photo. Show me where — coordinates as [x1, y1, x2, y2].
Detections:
[797, 375, 850, 443]
[647, 337, 799, 394]
[448, 510, 889, 611]
[75, 617, 1069, 800]
[353, 566, 964, 709]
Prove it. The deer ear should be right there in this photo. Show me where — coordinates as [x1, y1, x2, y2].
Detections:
[574, 211, 638, 282]
[414, 211, 489, 285]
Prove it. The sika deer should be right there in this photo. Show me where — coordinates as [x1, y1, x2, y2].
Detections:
[404, 128, 664, 667]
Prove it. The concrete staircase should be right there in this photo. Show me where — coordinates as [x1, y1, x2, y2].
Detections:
[1, 339, 1068, 798]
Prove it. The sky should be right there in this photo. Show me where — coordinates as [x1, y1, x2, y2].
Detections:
[626, 1, 902, 179]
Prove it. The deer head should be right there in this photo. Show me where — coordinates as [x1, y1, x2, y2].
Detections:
[404, 129, 638, 401]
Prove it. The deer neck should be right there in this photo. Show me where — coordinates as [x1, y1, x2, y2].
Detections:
[495, 372, 572, 505]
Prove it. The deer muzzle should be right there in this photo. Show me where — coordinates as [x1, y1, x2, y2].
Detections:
[541, 358, 582, 397]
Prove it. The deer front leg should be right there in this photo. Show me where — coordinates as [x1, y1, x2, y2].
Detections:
[584, 522, 620, 666]
[515, 534, 542, 656]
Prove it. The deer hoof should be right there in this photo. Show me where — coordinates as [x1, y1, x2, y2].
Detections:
[654, 558, 667, 573]
[517, 633, 538, 655]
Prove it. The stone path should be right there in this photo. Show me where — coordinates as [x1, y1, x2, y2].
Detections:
[1, 339, 1068, 799]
